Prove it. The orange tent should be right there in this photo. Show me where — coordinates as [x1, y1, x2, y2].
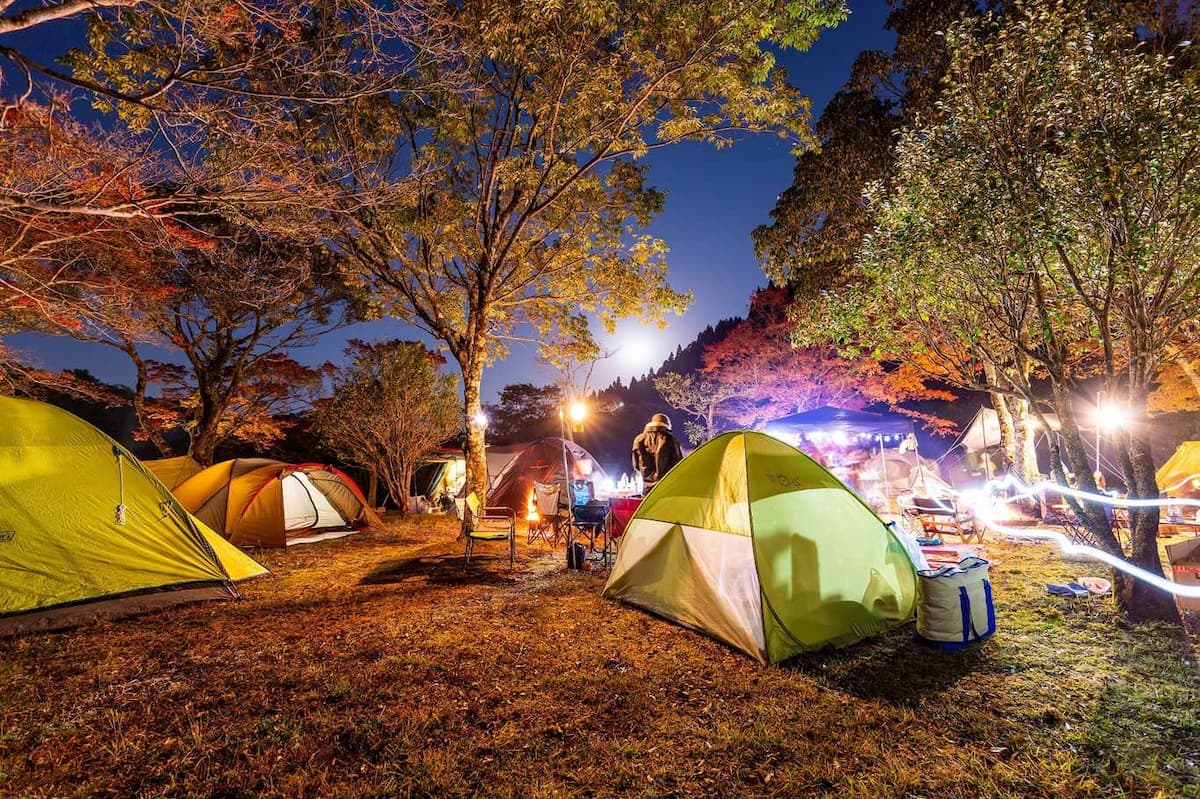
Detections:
[173, 459, 383, 548]
[140, 454, 203, 490]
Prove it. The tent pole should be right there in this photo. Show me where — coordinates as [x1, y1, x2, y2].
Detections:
[878, 435, 889, 507]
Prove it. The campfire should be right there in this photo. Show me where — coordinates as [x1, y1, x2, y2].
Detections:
[526, 490, 539, 523]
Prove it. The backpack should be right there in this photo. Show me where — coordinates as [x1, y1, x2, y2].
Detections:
[566, 541, 587, 570]
[915, 557, 996, 649]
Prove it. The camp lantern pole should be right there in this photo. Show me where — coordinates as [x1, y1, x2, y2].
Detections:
[559, 403, 573, 548]
[558, 399, 588, 551]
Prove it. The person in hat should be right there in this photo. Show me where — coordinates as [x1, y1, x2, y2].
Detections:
[632, 412, 683, 493]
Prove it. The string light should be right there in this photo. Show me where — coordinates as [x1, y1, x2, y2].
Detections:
[796, 430, 906, 443]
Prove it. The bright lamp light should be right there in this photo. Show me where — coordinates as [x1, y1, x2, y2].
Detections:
[568, 401, 587, 425]
[1094, 404, 1129, 432]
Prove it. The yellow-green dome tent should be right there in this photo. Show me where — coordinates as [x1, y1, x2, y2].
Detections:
[0, 396, 267, 634]
[603, 431, 918, 664]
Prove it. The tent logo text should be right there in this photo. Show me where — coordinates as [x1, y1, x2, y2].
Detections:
[766, 472, 807, 490]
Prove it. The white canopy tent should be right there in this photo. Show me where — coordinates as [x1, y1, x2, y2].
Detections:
[958, 406, 1059, 453]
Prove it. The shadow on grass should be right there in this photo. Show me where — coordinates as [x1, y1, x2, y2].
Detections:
[361, 549, 520, 588]
[1073, 622, 1200, 788]
[783, 625, 986, 705]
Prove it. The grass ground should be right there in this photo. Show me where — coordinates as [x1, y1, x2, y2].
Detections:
[0, 517, 1197, 799]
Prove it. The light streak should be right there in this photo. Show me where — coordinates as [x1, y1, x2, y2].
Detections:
[931, 474, 1200, 598]
[975, 473, 1200, 509]
[974, 508, 1200, 598]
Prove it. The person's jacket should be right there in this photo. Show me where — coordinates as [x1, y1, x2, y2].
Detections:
[632, 422, 683, 486]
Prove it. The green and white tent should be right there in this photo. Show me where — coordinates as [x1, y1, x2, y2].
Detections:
[0, 396, 267, 634]
[603, 431, 918, 664]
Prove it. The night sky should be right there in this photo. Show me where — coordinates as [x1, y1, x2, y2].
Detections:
[6, 2, 895, 400]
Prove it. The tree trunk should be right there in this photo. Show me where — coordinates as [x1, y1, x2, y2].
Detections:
[1050, 381, 1122, 555]
[367, 468, 379, 509]
[1009, 396, 1040, 484]
[991, 389, 1017, 474]
[127, 349, 175, 458]
[1111, 396, 1181, 624]
[188, 389, 224, 466]
[392, 477, 411, 516]
[379, 463, 408, 517]
[399, 462, 414, 515]
[190, 427, 218, 467]
[461, 354, 489, 505]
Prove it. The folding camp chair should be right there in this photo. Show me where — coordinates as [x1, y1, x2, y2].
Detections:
[1042, 490, 1119, 550]
[907, 496, 982, 544]
[462, 493, 516, 569]
[527, 481, 564, 547]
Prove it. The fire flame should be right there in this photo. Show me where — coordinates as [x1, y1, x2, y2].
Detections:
[526, 490, 539, 522]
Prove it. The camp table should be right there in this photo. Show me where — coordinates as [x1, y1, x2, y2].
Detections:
[604, 497, 643, 567]
[1162, 518, 1200, 537]
[562, 496, 642, 568]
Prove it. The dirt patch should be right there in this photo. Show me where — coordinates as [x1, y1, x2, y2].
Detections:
[0, 516, 1195, 798]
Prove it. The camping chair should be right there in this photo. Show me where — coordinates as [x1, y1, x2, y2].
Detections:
[462, 493, 516, 569]
[1042, 489, 1121, 550]
[570, 500, 609, 556]
[1042, 493, 1095, 547]
[527, 481, 564, 547]
[570, 479, 595, 506]
[908, 496, 982, 544]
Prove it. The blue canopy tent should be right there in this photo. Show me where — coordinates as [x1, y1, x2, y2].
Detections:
[764, 406, 914, 440]
[764, 406, 917, 506]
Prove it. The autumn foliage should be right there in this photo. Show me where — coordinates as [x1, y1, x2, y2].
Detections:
[1, 105, 189, 336]
[667, 287, 954, 440]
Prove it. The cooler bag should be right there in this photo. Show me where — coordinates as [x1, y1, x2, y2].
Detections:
[915, 556, 995, 649]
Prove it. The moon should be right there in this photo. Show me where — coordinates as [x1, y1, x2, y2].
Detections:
[614, 332, 659, 370]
